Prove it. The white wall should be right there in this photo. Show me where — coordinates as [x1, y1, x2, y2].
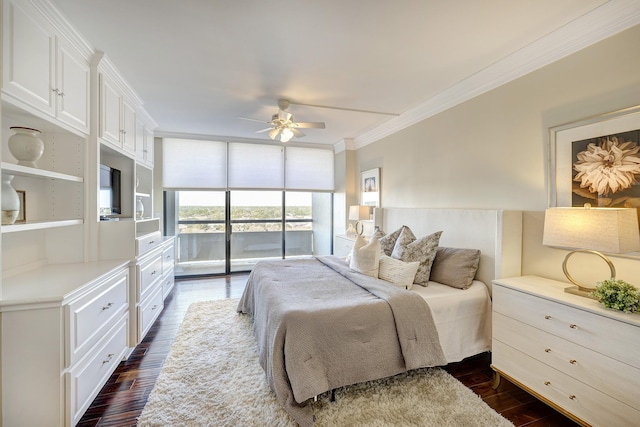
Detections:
[350, 24, 640, 285]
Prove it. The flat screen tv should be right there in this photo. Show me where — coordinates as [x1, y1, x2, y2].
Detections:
[99, 164, 121, 217]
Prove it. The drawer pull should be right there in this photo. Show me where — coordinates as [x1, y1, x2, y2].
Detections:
[544, 381, 551, 386]
[149, 240, 155, 244]
[569, 395, 576, 400]
[152, 304, 158, 310]
[569, 324, 577, 329]
[102, 353, 114, 364]
[569, 359, 577, 365]
[101, 302, 114, 311]
[544, 315, 552, 320]
[544, 348, 551, 353]
[151, 270, 157, 275]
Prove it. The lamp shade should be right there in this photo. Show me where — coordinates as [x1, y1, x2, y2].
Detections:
[349, 205, 370, 221]
[543, 207, 640, 253]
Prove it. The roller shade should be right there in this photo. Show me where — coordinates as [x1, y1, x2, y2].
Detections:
[162, 138, 334, 192]
[162, 139, 227, 189]
[285, 146, 334, 191]
[228, 142, 284, 189]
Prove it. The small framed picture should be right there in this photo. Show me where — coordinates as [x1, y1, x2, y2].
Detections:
[361, 168, 380, 207]
[16, 190, 26, 223]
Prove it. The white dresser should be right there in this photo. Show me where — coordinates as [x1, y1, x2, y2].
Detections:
[492, 276, 640, 427]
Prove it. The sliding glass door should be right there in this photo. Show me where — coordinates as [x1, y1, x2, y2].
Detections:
[229, 191, 283, 272]
[168, 190, 332, 277]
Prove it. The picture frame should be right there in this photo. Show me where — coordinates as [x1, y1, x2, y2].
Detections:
[548, 105, 640, 208]
[16, 190, 26, 223]
[361, 168, 380, 207]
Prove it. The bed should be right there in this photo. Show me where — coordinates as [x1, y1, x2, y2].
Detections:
[237, 208, 522, 426]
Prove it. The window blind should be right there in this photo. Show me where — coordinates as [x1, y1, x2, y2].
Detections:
[285, 146, 334, 191]
[228, 142, 284, 189]
[162, 138, 334, 191]
[162, 139, 227, 189]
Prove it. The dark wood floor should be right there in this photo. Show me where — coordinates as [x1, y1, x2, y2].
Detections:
[79, 274, 580, 427]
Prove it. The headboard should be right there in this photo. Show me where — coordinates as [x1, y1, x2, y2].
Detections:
[380, 208, 523, 291]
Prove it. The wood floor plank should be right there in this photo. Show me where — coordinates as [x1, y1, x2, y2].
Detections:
[80, 274, 579, 426]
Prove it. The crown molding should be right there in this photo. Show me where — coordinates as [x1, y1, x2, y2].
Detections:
[353, 0, 640, 150]
[333, 138, 356, 153]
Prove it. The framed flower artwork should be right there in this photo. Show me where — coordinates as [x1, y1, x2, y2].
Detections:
[548, 105, 640, 208]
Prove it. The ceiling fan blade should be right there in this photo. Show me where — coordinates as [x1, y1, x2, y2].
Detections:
[239, 116, 269, 124]
[293, 121, 325, 129]
[291, 128, 305, 138]
[255, 128, 273, 133]
[268, 128, 280, 140]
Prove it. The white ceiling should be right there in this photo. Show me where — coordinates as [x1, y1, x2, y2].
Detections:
[49, 0, 639, 148]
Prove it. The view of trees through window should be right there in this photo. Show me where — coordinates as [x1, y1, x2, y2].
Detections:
[177, 191, 312, 233]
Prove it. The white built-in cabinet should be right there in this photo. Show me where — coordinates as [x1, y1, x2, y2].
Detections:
[0, 0, 168, 425]
[99, 71, 138, 155]
[2, 0, 90, 135]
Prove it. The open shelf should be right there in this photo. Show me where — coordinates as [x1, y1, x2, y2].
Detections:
[1, 162, 83, 182]
[1, 219, 83, 233]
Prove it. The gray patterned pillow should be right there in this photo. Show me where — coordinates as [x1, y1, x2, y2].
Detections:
[391, 229, 443, 286]
[378, 226, 408, 256]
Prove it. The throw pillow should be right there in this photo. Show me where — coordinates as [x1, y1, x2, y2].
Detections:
[378, 255, 420, 290]
[349, 235, 381, 277]
[379, 225, 408, 256]
[429, 247, 481, 289]
[391, 229, 443, 286]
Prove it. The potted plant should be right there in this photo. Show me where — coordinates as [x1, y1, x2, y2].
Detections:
[590, 279, 639, 314]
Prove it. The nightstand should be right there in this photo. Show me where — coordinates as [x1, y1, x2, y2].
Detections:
[491, 276, 640, 427]
[333, 234, 356, 257]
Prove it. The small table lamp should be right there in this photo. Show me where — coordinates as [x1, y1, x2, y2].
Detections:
[349, 205, 370, 236]
[543, 205, 640, 297]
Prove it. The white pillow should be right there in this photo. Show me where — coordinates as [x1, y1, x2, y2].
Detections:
[349, 235, 381, 277]
[378, 255, 420, 290]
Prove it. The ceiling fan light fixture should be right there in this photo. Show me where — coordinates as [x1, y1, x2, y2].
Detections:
[280, 128, 294, 142]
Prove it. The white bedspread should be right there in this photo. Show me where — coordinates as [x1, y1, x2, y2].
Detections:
[411, 280, 492, 362]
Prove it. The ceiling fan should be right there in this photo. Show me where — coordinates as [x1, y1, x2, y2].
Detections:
[240, 99, 326, 142]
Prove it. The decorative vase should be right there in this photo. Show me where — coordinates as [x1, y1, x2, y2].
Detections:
[8, 127, 44, 168]
[1, 175, 20, 225]
[136, 197, 144, 219]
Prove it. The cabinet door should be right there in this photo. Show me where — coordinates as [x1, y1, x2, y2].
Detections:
[122, 101, 137, 154]
[100, 74, 122, 147]
[135, 119, 145, 161]
[56, 37, 90, 134]
[2, 0, 56, 116]
[144, 127, 155, 167]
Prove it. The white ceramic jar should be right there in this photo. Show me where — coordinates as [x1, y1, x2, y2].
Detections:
[8, 127, 44, 168]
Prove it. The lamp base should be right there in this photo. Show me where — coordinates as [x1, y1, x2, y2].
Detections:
[564, 285, 598, 299]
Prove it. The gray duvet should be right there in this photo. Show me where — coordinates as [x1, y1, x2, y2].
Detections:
[236, 255, 446, 427]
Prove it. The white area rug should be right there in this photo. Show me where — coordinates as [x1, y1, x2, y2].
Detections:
[138, 299, 513, 426]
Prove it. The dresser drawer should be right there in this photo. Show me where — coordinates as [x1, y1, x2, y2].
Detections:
[493, 340, 640, 427]
[137, 250, 162, 300]
[136, 231, 162, 256]
[493, 284, 640, 369]
[67, 314, 129, 426]
[162, 243, 175, 275]
[162, 270, 175, 299]
[138, 285, 163, 340]
[66, 268, 128, 366]
[494, 312, 640, 410]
